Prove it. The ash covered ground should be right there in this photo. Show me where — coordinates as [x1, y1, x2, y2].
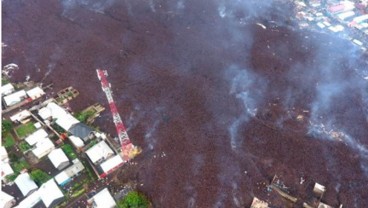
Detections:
[2, 0, 368, 207]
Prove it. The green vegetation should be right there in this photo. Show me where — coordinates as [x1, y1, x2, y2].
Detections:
[2, 120, 13, 134]
[61, 144, 77, 159]
[5, 174, 17, 182]
[19, 141, 32, 152]
[15, 122, 36, 138]
[11, 158, 30, 173]
[51, 123, 65, 134]
[2, 133, 15, 148]
[30, 169, 52, 186]
[117, 191, 150, 208]
[75, 110, 94, 123]
[1, 77, 9, 85]
[71, 188, 85, 198]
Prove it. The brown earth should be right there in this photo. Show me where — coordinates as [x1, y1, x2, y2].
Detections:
[2, 0, 368, 207]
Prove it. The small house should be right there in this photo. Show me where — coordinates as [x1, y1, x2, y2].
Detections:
[0, 191, 16, 208]
[87, 188, 116, 208]
[68, 123, 94, 142]
[54, 159, 84, 186]
[38, 179, 64, 208]
[86, 140, 114, 164]
[3, 90, 27, 107]
[1, 83, 15, 96]
[48, 148, 70, 170]
[14, 172, 38, 197]
[26, 87, 45, 100]
[32, 138, 55, 159]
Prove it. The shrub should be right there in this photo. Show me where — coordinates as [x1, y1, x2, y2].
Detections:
[117, 191, 149, 208]
[30, 169, 52, 186]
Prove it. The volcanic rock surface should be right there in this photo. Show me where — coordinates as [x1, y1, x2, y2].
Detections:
[3, 0, 368, 207]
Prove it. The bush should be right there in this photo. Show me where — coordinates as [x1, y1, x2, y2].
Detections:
[75, 110, 94, 123]
[19, 141, 32, 152]
[117, 191, 149, 208]
[61, 144, 77, 159]
[30, 169, 52, 186]
[2, 133, 15, 148]
[11, 158, 30, 173]
[2, 120, 13, 134]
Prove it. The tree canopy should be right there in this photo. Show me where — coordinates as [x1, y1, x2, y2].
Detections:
[117, 191, 150, 208]
[30, 169, 51, 186]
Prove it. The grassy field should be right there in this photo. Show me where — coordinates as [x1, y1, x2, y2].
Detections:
[15, 122, 36, 138]
[2, 133, 15, 148]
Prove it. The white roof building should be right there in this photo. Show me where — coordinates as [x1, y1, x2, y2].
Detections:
[38, 179, 64, 208]
[0, 191, 15, 208]
[54, 159, 84, 186]
[32, 138, 55, 159]
[100, 155, 124, 174]
[42, 102, 80, 130]
[14, 173, 38, 197]
[25, 129, 48, 146]
[10, 110, 32, 123]
[55, 114, 79, 131]
[89, 188, 116, 208]
[26, 87, 45, 100]
[48, 148, 70, 170]
[86, 141, 114, 164]
[15, 191, 41, 208]
[69, 135, 84, 148]
[3, 90, 27, 107]
[1, 83, 15, 96]
[0, 146, 8, 162]
[38, 107, 52, 120]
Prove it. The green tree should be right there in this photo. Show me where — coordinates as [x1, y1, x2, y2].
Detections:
[30, 169, 51, 186]
[117, 191, 149, 208]
[2, 120, 13, 134]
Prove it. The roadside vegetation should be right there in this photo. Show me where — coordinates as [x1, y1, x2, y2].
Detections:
[15, 122, 36, 138]
[117, 191, 150, 208]
[6, 157, 30, 182]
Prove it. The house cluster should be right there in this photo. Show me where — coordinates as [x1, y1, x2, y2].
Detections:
[1, 81, 127, 207]
[1, 83, 45, 109]
[295, 0, 368, 51]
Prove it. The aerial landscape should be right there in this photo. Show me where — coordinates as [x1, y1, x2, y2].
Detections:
[1, 0, 368, 207]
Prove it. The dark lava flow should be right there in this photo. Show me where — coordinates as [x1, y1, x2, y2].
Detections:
[2, 0, 368, 207]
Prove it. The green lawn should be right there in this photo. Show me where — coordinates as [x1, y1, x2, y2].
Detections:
[2, 133, 15, 148]
[15, 122, 36, 138]
[61, 144, 77, 159]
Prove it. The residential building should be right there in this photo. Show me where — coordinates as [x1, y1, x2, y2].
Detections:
[38, 179, 64, 208]
[1, 83, 15, 96]
[31, 138, 55, 159]
[48, 148, 70, 170]
[99, 154, 124, 178]
[14, 172, 38, 197]
[10, 110, 31, 123]
[86, 140, 114, 164]
[87, 188, 116, 208]
[3, 90, 27, 107]
[68, 123, 94, 142]
[0, 191, 16, 208]
[25, 129, 48, 146]
[26, 87, 45, 100]
[54, 159, 84, 186]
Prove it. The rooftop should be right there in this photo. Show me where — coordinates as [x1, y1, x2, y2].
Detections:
[89, 188, 116, 208]
[47, 148, 70, 169]
[14, 172, 38, 197]
[86, 140, 114, 164]
[38, 179, 64, 207]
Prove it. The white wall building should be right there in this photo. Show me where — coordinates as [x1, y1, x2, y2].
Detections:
[26, 87, 45, 100]
[86, 141, 114, 164]
[88, 188, 116, 208]
[1, 83, 15, 96]
[48, 148, 70, 170]
[14, 173, 38, 197]
[32, 138, 55, 159]
[3, 90, 27, 107]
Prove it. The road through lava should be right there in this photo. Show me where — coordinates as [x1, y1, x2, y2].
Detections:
[3, 0, 368, 207]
